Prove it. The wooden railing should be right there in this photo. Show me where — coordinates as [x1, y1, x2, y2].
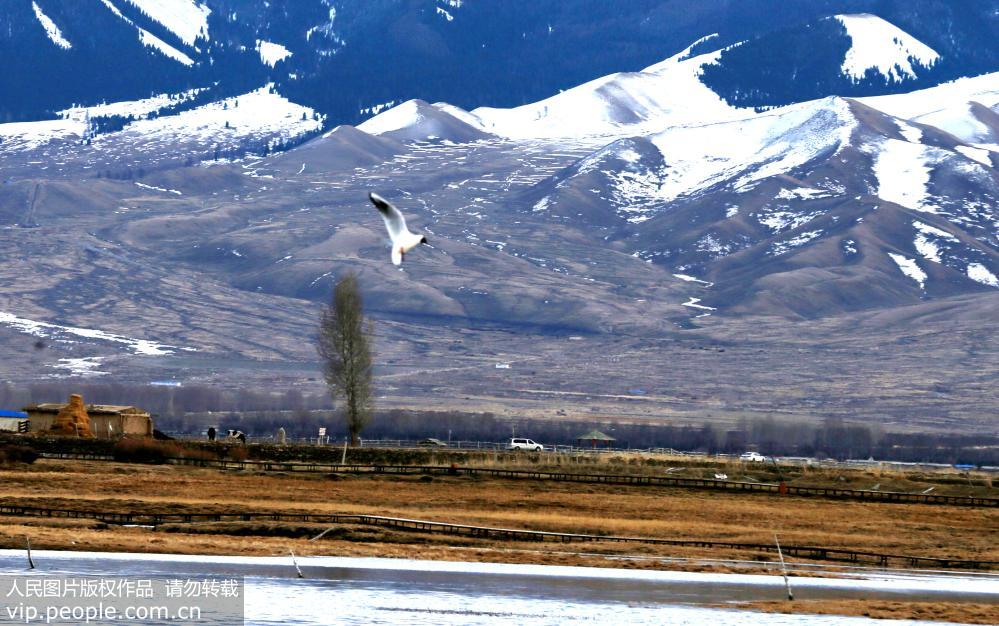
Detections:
[0, 503, 993, 571]
[38, 454, 999, 507]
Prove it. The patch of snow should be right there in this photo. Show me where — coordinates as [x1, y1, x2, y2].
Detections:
[60, 88, 203, 122]
[842, 239, 858, 254]
[775, 187, 834, 201]
[725, 205, 739, 218]
[682, 297, 717, 311]
[436, 7, 453, 21]
[757, 210, 824, 234]
[256, 40, 292, 67]
[648, 97, 857, 201]
[911, 221, 957, 265]
[888, 252, 927, 289]
[770, 230, 823, 256]
[32, 2, 71, 49]
[431, 103, 486, 130]
[894, 120, 923, 144]
[915, 103, 999, 146]
[860, 73, 999, 134]
[138, 27, 194, 65]
[869, 139, 947, 212]
[358, 100, 423, 135]
[968, 263, 999, 289]
[135, 182, 181, 195]
[106, 84, 320, 147]
[967, 262, 999, 288]
[53, 357, 109, 377]
[0, 312, 182, 356]
[695, 234, 731, 256]
[834, 14, 939, 81]
[955, 145, 993, 166]
[121, 0, 211, 46]
[673, 274, 714, 287]
[912, 221, 957, 241]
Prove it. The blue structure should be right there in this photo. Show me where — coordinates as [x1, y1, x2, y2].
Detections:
[0, 410, 27, 419]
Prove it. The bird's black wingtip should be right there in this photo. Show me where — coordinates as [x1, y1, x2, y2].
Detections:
[368, 192, 389, 210]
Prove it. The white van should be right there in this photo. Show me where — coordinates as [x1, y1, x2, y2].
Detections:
[506, 438, 544, 451]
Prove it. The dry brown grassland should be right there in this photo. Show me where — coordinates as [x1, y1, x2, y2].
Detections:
[0, 457, 994, 623]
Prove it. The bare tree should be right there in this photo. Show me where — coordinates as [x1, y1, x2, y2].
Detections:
[316, 272, 373, 445]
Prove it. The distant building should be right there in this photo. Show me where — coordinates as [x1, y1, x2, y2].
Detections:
[24, 402, 153, 439]
[0, 410, 29, 433]
[575, 429, 616, 448]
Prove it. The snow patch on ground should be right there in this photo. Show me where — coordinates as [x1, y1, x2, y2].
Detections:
[770, 230, 823, 256]
[870, 139, 947, 212]
[967, 262, 999, 288]
[757, 210, 824, 234]
[256, 40, 292, 67]
[682, 297, 716, 311]
[888, 253, 927, 289]
[649, 97, 856, 201]
[894, 120, 923, 144]
[673, 274, 714, 287]
[135, 182, 181, 195]
[62, 89, 203, 122]
[859, 72, 999, 126]
[695, 234, 733, 257]
[32, 2, 71, 49]
[955, 145, 993, 166]
[912, 220, 957, 264]
[358, 100, 423, 135]
[53, 357, 109, 377]
[105, 84, 320, 147]
[775, 187, 834, 201]
[121, 0, 211, 46]
[835, 14, 939, 81]
[137, 27, 194, 65]
[0, 312, 182, 356]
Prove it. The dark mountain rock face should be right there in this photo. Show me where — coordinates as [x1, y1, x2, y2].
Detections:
[5, 1, 998, 124]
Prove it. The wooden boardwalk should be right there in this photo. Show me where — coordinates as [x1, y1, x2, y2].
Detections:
[38, 454, 999, 508]
[0, 503, 993, 571]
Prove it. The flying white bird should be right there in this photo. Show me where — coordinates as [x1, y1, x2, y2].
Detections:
[369, 192, 427, 265]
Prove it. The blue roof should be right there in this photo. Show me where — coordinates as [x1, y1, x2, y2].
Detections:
[0, 410, 27, 419]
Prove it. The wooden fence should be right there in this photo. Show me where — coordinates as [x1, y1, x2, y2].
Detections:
[37, 454, 999, 508]
[0, 503, 993, 571]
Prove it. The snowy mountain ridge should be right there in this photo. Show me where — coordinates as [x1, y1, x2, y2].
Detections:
[834, 14, 939, 82]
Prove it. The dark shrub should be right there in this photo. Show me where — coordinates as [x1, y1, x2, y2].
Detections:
[0, 445, 39, 464]
[112, 438, 181, 464]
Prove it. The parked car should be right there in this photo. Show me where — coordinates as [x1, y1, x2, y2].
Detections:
[740, 451, 766, 462]
[506, 438, 544, 451]
[418, 438, 448, 448]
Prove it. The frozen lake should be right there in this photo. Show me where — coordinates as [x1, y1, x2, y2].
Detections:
[0, 551, 995, 625]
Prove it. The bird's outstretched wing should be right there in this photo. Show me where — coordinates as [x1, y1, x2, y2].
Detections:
[369, 192, 409, 240]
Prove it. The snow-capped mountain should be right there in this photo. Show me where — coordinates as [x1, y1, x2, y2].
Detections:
[1, 2, 998, 427]
[4, 1, 999, 126]
[352, 22, 999, 316]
